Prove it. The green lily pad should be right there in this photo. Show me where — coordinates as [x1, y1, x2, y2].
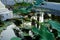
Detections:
[11, 37, 21, 40]
[32, 25, 55, 40]
[48, 20, 60, 37]
[32, 26, 40, 35]
[48, 20, 60, 31]
[13, 8, 30, 14]
[40, 25, 55, 40]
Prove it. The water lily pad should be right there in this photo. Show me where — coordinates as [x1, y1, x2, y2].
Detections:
[11, 37, 21, 40]
[48, 20, 60, 37]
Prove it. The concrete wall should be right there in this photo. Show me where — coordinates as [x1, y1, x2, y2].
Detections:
[1, 0, 34, 5]
[1, 0, 16, 5]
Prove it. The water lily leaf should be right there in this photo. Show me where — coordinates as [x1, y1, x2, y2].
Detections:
[48, 20, 60, 31]
[48, 20, 60, 37]
[13, 8, 30, 14]
[32, 25, 55, 40]
[11, 37, 21, 40]
[32, 27, 40, 35]
[40, 25, 55, 40]
[34, 0, 44, 5]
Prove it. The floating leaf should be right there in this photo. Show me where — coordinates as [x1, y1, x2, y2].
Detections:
[11, 37, 21, 40]
[32, 25, 55, 40]
[39, 25, 55, 40]
[48, 20, 60, 37]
